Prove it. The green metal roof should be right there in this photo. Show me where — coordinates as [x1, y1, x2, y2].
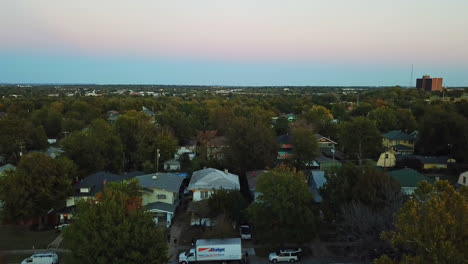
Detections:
[387, 168, 433, 188]
[383, 130, 413, 141]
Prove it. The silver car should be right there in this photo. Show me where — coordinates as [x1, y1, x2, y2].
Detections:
[268, 248, 302, 263]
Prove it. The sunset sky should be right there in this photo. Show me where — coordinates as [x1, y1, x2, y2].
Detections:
[1, 0, 467, 86]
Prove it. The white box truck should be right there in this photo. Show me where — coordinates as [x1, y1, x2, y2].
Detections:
[179, 238, 243, 264]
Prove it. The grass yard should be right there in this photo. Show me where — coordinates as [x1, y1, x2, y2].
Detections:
[0, 225, 58, 250]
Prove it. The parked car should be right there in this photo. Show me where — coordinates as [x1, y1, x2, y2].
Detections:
[240, 225, 251, 240]
[268, 248, 302, 263]
[54, 223, 70, 232]
[21, 252, 58, 264]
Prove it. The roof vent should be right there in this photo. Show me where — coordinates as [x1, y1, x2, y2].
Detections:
[152, 174, 158, 180]
[224, 169, 229, 174]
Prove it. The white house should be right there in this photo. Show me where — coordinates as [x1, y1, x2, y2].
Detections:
[163, 159, 181, 171]
[188, 168, 240, 201]
[458, 171, 468, 186]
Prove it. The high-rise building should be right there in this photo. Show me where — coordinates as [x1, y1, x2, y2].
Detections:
[416, 75, 443, 92]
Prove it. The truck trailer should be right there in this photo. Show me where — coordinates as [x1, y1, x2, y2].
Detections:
[179, 238, 243, 264]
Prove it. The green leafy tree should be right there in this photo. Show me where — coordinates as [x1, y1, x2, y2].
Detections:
[273, 116, 290, 136]
[0, 153, 76, 224]
[321, 163, 404, 258]
[394, 109, 417, 132]
[62, 119, 124, 175]
[63, 179, 168, 264]
[115, 111, 154, 170]
[416, 106, 468, 162]
[208, 189, 248, 223]
[291, 127, 319, 169]
[31, 107, 63, 138]
[375, 181, 467, 264]
[138, 128, 178, 172]
[322, 163, 402, 215]
[0, 118, 48, 162]
[351, 103, 373, 117]
[368, 107, 398, 132]
[248, 166, 318, 244]
[225, 116, 277, 173]
[338, 117, 382, 164]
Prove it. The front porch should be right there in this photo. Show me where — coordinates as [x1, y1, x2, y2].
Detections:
[145, 202, 178, 228]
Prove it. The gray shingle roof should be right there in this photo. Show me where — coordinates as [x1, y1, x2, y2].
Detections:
[74, 171, 128, 196]
[136, 173, 184, 192]
[383, 130, 413, 141]
[188, 168, 240, 191]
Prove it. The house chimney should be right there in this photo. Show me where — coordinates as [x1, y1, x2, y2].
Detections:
[224, 169, 229, 174]
[103, 179, 108, 185]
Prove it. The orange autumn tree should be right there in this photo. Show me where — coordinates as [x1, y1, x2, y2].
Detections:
[64, 178, 168, 264]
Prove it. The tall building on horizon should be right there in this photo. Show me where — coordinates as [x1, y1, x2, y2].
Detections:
[416, 75, 443, 92]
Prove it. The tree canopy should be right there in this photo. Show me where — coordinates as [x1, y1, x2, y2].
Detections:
[63, 179, 168, 264]
[338, 117, 382, 164]
[248, 166, 318, 244]
[375, 181, 467, 264]
[0, 152, 77, 223]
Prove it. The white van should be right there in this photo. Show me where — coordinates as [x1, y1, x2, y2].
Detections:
[21, 252, 59, 264]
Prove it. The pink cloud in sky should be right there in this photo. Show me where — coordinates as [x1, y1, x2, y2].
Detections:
[1, 0, 468, 66]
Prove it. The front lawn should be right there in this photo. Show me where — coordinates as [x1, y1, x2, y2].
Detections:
[0, 225, 58, 250]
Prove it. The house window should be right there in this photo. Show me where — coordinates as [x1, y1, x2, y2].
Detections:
[80, 188, 90, 193]
[200, 191, 209, 199]
[157, 194, 167, 200]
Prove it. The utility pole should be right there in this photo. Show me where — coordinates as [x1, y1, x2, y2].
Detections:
[19, 142, 25, 157]
[155, 148, 160, 172]
[62, 131, 69, 138]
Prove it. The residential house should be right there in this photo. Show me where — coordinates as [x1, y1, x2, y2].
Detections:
[107, 110, 120, 125]
[188, 168, 240, 201]
[47, 147, 64, 159]
[314, 155, 341, 171]
[174, 140, 196, 160]
[188, 168, 240, 226]
[396, 155, 454, 170]
[142, 106, 156, 124]
[382, 130, 415, 155]
[163, 159, 181, 171]
[197, 131, 227, 160]
[412, 155, 455, 169]
[307, 170, 327, 203]
[277, 134, 293, 160]
[246, 170, 268, 201]
[377, 149, 397, 168]
[316, 134, 337, 153]
[277, 133, 340, 162]
[135, 173, 185, 227]
[272, 113, 296, 122]
[387, 168, 433, 195]
[458, 171, 468, 186]
[61, 171, 128, 223]
[0, 164, 16, 176]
